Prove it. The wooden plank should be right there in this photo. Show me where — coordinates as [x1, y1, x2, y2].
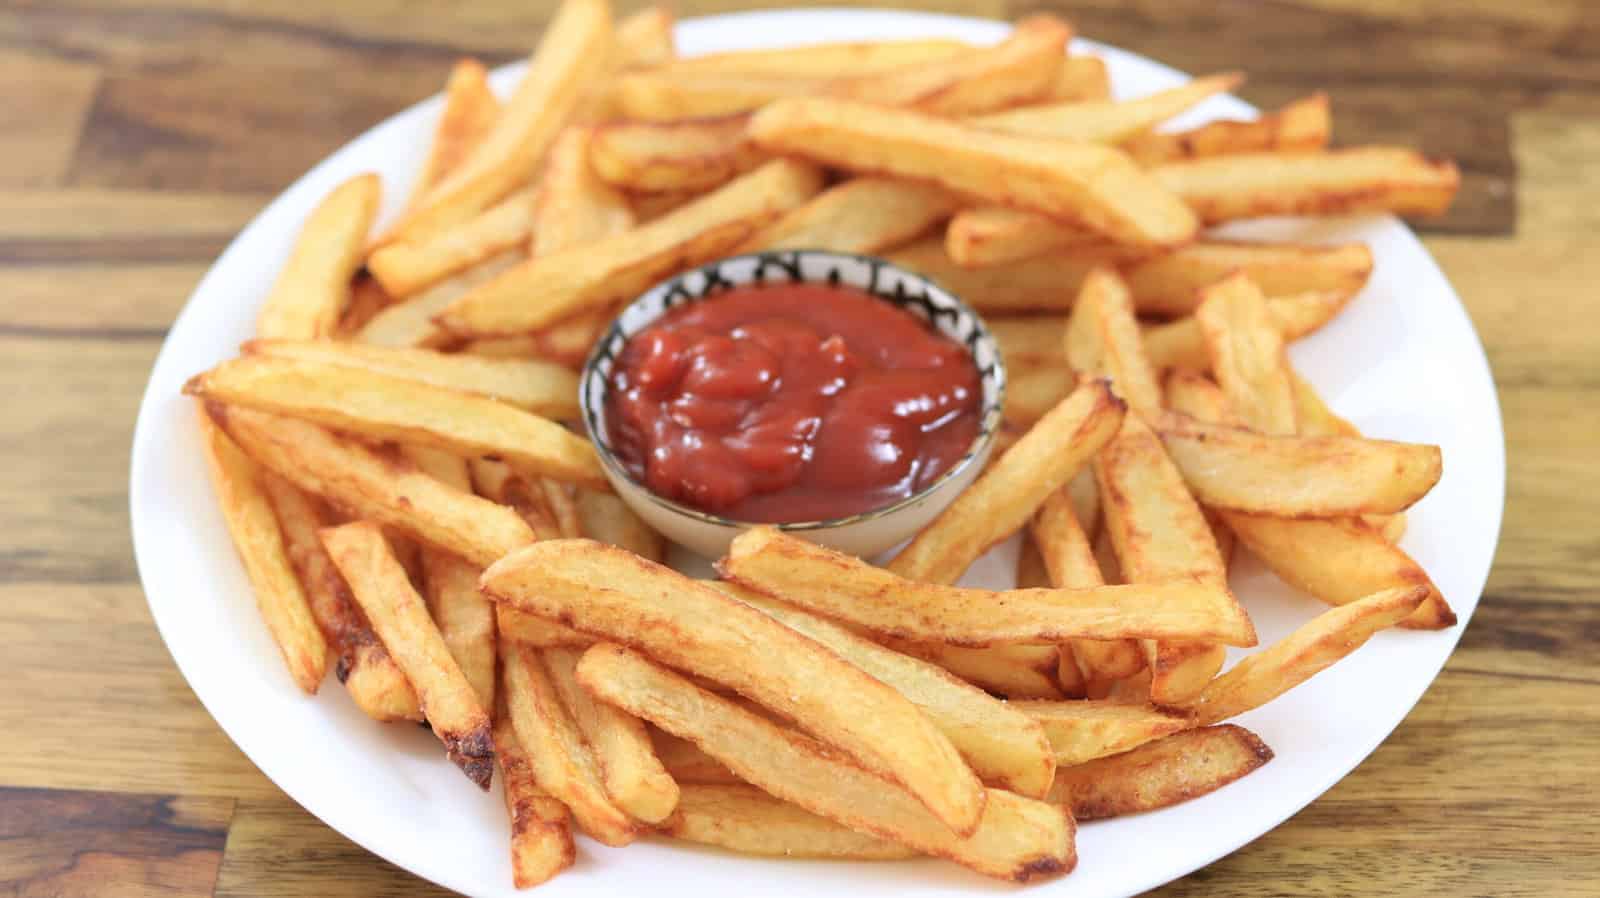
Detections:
[0, 189, 268, 264]
[0, 49, 99, 188]
[0, 788, 232, 898]
[0, 264, 204, 334]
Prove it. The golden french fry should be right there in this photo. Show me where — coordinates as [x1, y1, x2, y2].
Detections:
[723, 527, 1257, 647]
[655, 38, 968, 78]
[500, 643, 638, 845]
[540, 479, 581, 538]
[613, 6, 676, 69]
[481, 539, 987, 835]
[1046, 55, 1110, 102]
[1158, 413, 1443, 516]
[320, 520, 492, 787]
[736, 177, 959, 255]
[369, 186, 537, 298]
[464, 306, 620, 369]
[591, 115, 767, 192]
[889, 380, 1125, 585]
[651, 728, 743, 785]
[387, 0, 612, 243]
[970, 73, 1242, 144]
[468, 457, 565, 540]
[1287, 369, 1408, 541]
[408, 59, 502, 208]
[543, 646, 680, 824]
[1186, 586, 1427, 725]
[530, 126, 638, 258]
[1196, 273, 1299, 434]
[335, 274, 393, 340]
[1127, 240, 1373, 317]
[491, 707, 575, 889]
[576, 644, 1076, 881]
[1014, 701, 1192, 767]
[1047, 725, 1272, 819]
[1124, 92, 1330, 165]
[198, 411, 327, 694]
[357, 248, 525, 348]
[497, 605, 591, 649]
[1143, 289, 1354, 371]
[628, 188, 702, 222]
[749, 97, 1198, 248]
[1066, 268, 1163, 419]
[1003, 366, 1076, 427]
[987, 315, 1068, 369]
[719, 584, 1056, 798]
[212, 406, 533, 567]
[575, 488, 664, 562]
[885, 235, 1134, 313]
[435, 159, 823, 337]
[886, 641, 1066, 701]
[186, 356, 605, 489]
[615, 71, 820, 121]
[665, 784, 918, 860]
[243, 339, 580, 420]
[257, 173, 379, 340]
[1163, 369, 1241, 425]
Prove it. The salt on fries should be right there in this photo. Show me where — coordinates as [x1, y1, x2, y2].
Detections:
[184, 1, 1462, 889]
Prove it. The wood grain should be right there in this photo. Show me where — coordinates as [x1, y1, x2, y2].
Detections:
[0, 0, 1596, 895]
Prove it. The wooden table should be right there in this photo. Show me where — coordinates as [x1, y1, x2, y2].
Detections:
[3, 1, 1595, 895]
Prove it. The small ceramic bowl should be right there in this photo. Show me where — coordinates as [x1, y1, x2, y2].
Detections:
[579, 249, 1005, 559]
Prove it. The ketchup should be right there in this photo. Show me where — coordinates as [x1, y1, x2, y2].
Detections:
[606, 283, 981, 522]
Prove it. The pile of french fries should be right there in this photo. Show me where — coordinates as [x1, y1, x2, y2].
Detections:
[183, 0, 1460, 887]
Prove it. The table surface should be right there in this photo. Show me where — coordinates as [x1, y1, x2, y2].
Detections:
[3, 1, 1597, 895]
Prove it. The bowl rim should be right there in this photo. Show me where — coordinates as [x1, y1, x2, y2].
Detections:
[578, 248, 1006, 533]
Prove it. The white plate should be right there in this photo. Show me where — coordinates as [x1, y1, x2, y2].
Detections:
[129, 9, 1504, 897]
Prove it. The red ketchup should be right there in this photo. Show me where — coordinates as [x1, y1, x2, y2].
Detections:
[606, 283, 981, 522]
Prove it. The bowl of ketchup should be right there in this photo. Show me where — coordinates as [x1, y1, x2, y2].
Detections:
[580, 250, 1005, 559]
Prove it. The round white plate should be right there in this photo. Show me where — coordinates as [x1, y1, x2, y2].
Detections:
[129, 9, 1504, 897]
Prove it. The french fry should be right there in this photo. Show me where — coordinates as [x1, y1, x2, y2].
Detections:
[655, 38, 968, 78]
[591, 115, 767, 192]
[542, 646, 680, 824]
[1014, 701, 1192, 767]
[257, 173, 380, 340]
[1157, 413, 1443, 516]
[1045, 55, 1111, 102]
[481, 539, 988, 835]
[723, 527, 1257, 647]
[1288, 369, 1407, 540]
[334, 274, 393, 340]
[970, 73, 1242, 143]
[1124, 92, 1331, 165]
[320, 520, 492, 788]
[469, 457, 564, 540]
[885, 641, 1066, 701]
[540, 479, 582, 538]
[1163, 369, 1242, 425]
[717, 584, 1056, 798]
[1196, 273, 1299, 434]
[987, 315, 1069, 369]
[408, 59, 502, 208]
[749, 97, 1198, 247]
[243, 339, 580, 420]
[258, 470, 422, 720]
[500, 643, 638, 845]
[212, 406, 534, 567]
[1003, 366, 1076, 427]
[497, 605, 591, 649]
[736, 177, 959, 255]
[885, 236, 1131, 313]
[614, 71, 821, 122]
[1125, 240, 1373, 317]
[369, 186, 538, 298]
[889, 380, 1125, 585]
[651, 728, 742, 785]
[1185, 586, 1427, 726]
[945, 205, 1109, 270]
[613, 6, 676, 69]
[356, 249, 525, 348]
[1013, 541, 1083, 695]
[387, 0, 613, 243]
[491, 707, 575, 888]
[1143, 289, 1354, 371]
[575, 488, 665, 562]
[434, 159, 824, 337]
[198, 411, 327, 694]
[1047, 725, 1273, 819]
[665, 784, 918, 860]
[577, 644, 1077, 881]
[186, 356, 605, 489]
[1064, 268, 1164, 419]
[530, 126, 638, 258]
[463, 306, 619, 369]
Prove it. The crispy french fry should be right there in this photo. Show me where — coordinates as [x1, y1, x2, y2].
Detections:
[243, 339, 580, 420]
[500, 643, 638, 845]
[613, 6, 676, 69]
[577, 644, 1076, 881]
[198, 411, 327, 694]
[491, 707, 575, 889]
[387, 0, 613, 243]
[435, 159, 823, 337]
[257, 173, 379, 340]
[591, 115, 767, 192]
[1066, 269, 1164, 419]
[1013, 542, 1086, 697]
[469, 457, 565, 540]
[615, 71, 821, 121]
[717, 584, 1056, 798]
[1045, 55, 1110, 102]
[1157, 413, 1443, 516]
[736, 177, 959, 255]
[1163, 369, 1242, 425]
[575, 488, 664, 562]
[656, 38, 968, 78]
[186, 356, 604, 489]
[724, 527, 1257, 647]
[1126, 240, 1373, 317]
[369, 186, 537, 298]
[1288, 369, 1407, 540]
[1186, 586, 1427, 726]
[335, 274, 393, 340]
[885, 236, 1133, 313]
[886, 641, 1066, 701]
[497, 605, 591, 649]
[651, 728, 742, 785]
[889, 380, 1125, 585]
[530, 126, 638, 258]
[987, 315, 1068, 369]
[320, 521, 492, 787]
[540, 479, 581, 539]
[481, 539, 988, 835]
[749, 97, 1198, 248]
[946, 205, 1109, 271]
[971, 73, 1242, 144]
[1143, 289, 1353, 371]
[1124, 92, 1330, 165]
[543, 646, 680, 824]
[212, 406, 533, 567]
[408, 59, 502, 208]
[665, 784, 918, 860]
[1014, 701, 1192, 767]
[1004, 366, 1076, 427]
[357, 248, 525, 348]
[1047, 725, 1272, 819]
[1196, 273, 1299, 434]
